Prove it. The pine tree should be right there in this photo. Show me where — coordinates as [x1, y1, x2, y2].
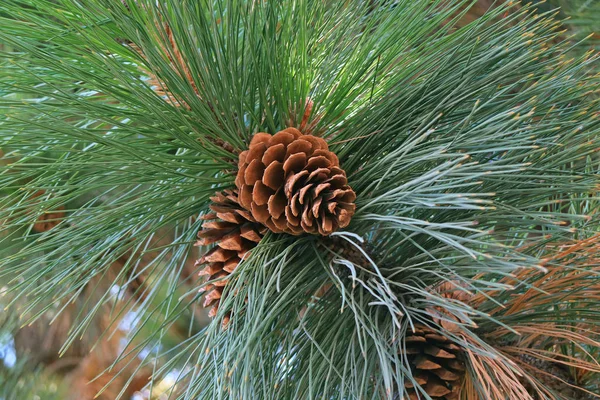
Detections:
[1, 0, 600, 399]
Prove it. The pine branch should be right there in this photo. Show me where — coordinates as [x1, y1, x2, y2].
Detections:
[1, 0, 600, 399]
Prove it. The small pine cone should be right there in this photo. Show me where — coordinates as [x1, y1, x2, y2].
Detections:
[235, 128, 356, 236]
[426, 281, 473, 333]
[196, 190, 266, 322]
[402, 324, 466, 400]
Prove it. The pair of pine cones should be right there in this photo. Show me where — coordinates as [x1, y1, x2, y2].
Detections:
[196, 127, 356, 322]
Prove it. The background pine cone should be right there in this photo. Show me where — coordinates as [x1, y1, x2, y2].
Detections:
[196, 190, 265, 322]
[427, 281, 473, 333]
[235, 128, 356, 236]
[401, 324, 465, 400]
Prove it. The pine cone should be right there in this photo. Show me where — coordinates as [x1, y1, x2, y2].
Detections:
[235, 128, 356, 236]
[196, 190, 265, 322]
[427, 281, 473, 333]
[402, 324, 466, 400]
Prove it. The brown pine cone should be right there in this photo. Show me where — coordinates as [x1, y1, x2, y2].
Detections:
[426, 281, 473, 333]
[401, 324, 466, 400]
[196, 190, 266, 323]
[235, 128, 356, 236]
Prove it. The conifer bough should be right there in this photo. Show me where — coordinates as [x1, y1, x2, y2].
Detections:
[0, 0, 599, 399]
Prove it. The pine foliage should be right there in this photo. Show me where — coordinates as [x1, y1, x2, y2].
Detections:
[1, 0, 600, 399]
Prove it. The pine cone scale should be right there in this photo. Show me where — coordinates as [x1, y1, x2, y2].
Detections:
[198, 263, 222, 276]
[425, 378, 452, 396]
[244, 159, 265, 184]
[201, 220, 234, 230]
[252, 185, 273, 206]
[283, 152, 306, 174]
[240, 225, 262, 242]
[432, 368, 461, 381]
[424, 345, 456, 359]
[285, 171, 309, 196]
[415, 356, 443, 370]
[251, 202, 271, 224]
[262, 164, 284, 190]
[203, 286, 222, 306]
[272, 216, 290, 231]
[267, 191, 286, 218]
[218, 233, 244, 251]
[204, 247, 236, 263]
[262, 143, 285, 165]
[223, 259, 239, 273]
[239, 184, 253, 209]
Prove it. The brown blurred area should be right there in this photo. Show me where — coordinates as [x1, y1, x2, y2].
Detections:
[13, 276, 151, 399]
[8, 232, 202, 399]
